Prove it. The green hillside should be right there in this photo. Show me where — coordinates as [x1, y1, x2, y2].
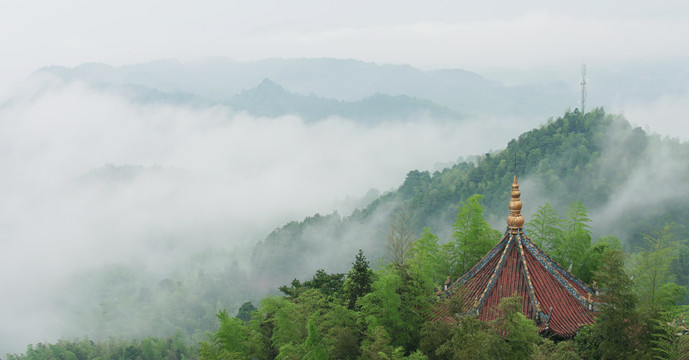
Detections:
[251, 108, 689, 285]
[9, 108, 689, 359]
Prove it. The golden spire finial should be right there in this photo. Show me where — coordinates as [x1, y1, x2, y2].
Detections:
[507, 175, 524, 229]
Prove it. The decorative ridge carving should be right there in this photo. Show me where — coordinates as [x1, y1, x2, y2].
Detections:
[516, 234, 542, 316]
[441, 233, 509, 298]
[475, 234, 515, 313]
[522, 234, 595, 294]
[521, 237, 592, 308]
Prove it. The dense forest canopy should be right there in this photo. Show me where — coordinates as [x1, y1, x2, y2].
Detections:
[8, 109, 689, 359]
[252, 108, 689, 286]
[11, 188, 688, 359]
[4, 0, 689, 356]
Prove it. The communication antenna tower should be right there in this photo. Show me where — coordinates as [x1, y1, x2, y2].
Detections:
[580, 64, 587, 114]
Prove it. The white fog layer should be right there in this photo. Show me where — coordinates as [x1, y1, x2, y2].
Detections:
[1, 0, 688, 355]
[0, 77, 515, 352]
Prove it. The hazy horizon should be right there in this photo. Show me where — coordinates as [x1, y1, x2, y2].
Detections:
[2, 0, 689, 355]
[2, 0, 689, 98]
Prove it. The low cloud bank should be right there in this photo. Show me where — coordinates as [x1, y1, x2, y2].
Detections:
[0, 76, 518, 353]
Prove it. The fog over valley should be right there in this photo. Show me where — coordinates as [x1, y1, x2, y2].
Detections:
[2, 61, 688, 353]
[1, 0, 689, 356]
[0, 75, 518, 351]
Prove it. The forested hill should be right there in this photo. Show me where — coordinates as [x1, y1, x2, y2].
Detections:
[251, 108, 689, 287]
[227, 78, 461, 122]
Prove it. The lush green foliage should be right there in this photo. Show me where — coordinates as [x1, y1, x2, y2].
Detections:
[253, 109, 689, 292]
[194, 247, 436, 360]
[577, 249, 644, 359]
[526, 201, 600, 282]
[407, 228, 446, 290]
[198, 310, 248, 359]
[212, 199, 687, 359]
[12, 109, 689, 359]
[419, 296, 543, 360]
[8, 333, 196, 360]
[235, 302, 257, 324]
[13, 199, 689, 360]
[527, 202, 563, 252]
[445, 194, 501, 278]
[632, 224, 686, 313]
[279, 269, 345, 299]
[343, 249, 374, 310]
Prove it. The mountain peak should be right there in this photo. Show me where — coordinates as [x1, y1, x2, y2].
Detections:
[257, 78, 284, 91]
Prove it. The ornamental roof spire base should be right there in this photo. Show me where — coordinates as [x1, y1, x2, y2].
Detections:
[432, 175, 598, 338]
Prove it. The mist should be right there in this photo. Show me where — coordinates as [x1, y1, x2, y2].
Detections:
[590, 120, 689, 245]
[514, 106, 689, 249]
[613, 89, 689, 142]
[0, 75, 520, 353]
[1, 73, 688, 355]
[0, 0, 686, 355]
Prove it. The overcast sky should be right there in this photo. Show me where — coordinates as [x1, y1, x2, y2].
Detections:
[2, 0, 689, 96]
[1, 0, 689, 352]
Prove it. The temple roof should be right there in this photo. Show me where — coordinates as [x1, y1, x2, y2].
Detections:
[432, 176, 598, 338]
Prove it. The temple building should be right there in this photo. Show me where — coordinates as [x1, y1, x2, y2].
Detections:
[432, 176, 598, 338]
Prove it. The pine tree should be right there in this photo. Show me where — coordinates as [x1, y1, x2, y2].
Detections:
[236, 301, 257, 324]
[344, 249, 374, 310]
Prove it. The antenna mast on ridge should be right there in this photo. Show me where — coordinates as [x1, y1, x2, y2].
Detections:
[580, 64, 587, 114]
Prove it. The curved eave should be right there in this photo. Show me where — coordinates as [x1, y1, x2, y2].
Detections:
[433, 227, 598, 338]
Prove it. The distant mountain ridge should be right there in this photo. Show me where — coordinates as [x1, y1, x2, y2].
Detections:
[227, 78, 461, 122]
[40, 64, 462, 124]
[36, 57, 689, 122]
[36, 58, 574, 119]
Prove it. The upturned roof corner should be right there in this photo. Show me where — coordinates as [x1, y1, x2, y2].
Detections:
[432, 175, 598, 338]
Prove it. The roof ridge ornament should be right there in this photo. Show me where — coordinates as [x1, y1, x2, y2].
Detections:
[431, 174, 597, 337]
[507, 175, 525, 230]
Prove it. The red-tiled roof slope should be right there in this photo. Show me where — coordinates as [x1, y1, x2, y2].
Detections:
[432, 176, 598, 338]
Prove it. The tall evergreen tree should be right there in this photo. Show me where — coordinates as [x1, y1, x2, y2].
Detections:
[236, 301, 257, 324]
[343, 249, 374, 310]
[587, 250, 642, 359]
